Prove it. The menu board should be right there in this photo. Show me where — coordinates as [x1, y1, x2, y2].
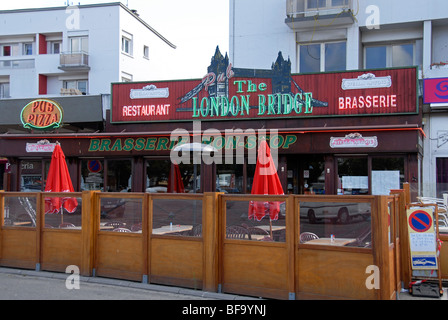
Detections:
[372, 170, 400, 195]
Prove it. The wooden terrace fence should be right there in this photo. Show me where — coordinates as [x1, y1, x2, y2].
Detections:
[0, 189, 445, 299]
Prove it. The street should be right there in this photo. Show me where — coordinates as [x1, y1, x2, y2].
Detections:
[0, 268, 242, 300]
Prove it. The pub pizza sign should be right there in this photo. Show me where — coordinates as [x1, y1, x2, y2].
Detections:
[21, 99, 63, 130]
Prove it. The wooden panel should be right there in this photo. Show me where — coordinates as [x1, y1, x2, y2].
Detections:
[222, 242, 289, 299]
[297, 248, 375, 300]
[439, 234, 448, 280]
[95, 232, 143, 281]
[41, 230, 82, 272]
[150, 237, 203, 289]
[0, 229, 36, 269]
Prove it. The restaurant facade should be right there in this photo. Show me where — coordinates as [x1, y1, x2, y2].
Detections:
[0, 48, 423, 199]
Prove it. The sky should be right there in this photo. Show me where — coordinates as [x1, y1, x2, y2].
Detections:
[0, 0, 230, 80]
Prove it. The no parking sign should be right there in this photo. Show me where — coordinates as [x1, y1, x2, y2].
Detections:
[406, 208, 438, 270]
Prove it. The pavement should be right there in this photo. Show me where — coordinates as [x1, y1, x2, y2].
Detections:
[0, 266, 446, 301]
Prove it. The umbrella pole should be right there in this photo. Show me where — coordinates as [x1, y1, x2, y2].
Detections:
[269, 218, 273, 239]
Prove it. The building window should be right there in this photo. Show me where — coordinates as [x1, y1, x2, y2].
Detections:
[306, 0, 348, 9]
[0, 83, 10, 98]
[299, 41, 346, 73]
[69, 36, 88, 53]
[122, 35, 133, 56]
[23, 43, 33, 56]
[1, 44, 19, 57]
[143, 45, 149, 59]
[50, 42, 61, 54]
[63, 80, 88, 95]
[365, 43, 414, 69]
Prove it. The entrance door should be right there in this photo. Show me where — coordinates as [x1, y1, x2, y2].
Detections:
[287, 156, 325, 195]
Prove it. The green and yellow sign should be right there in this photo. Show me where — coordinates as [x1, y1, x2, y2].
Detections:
[21, 99, 63, 130]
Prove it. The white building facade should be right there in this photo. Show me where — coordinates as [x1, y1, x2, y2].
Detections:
[229, 0, 448, 198]
[0, 2, 175, 99]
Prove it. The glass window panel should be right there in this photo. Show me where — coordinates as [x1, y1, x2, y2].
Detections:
[179, 163, 200, 193]
[246, 163, 256, 193]
[100, 197, 142, 233]
[77, 80, 87, 94]
[307, 0, 326, 8]
[3, 196, 37, 227]
[81, 37, 88, 53]
[392, 44, 413, 67]
[70, 38, 79, 53]
[152, 198, 203, 237]
[300, 44, 321, 73]
[299, 200, 372, 248]
[217, 164, 243, 193]
[365, 46, 387, 69]
[24, 43, 33, 55]
[325, 42, 346, 72]
[337, 158, 368, 195]
[225, 200, 286, 242]
[437, 158, 448, 199]
[332, 0, 346, 6]
[81, 159, 104, 191]
[146, 159, 170, 193]
[21, 160, 43, 192]
[107, 159, 132, 192]
[44, 195, 82, 229]
[372, 157, 404, 195]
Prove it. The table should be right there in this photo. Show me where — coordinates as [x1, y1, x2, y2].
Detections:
[152, 225, 192, 235]
[305, 238, 356, 246]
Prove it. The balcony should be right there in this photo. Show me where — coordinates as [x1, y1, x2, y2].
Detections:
[58, 52, 90, 71]
[285, 0, 355, 30]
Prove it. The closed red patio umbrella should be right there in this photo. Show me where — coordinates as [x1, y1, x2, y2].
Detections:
[44, 143, 78, 214]
[167, 162, 185, 193]
[248, 139, 284, 222]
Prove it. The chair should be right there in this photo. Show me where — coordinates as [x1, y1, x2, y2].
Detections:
[131, 222, 142, 232]
[300, 232, 319, 243]
[247, 227, 269, 236]
[112, 227, 131, 232]
[59, 222, 76, 228]
[226, 226, 251, 240]
[190, 224, 202, 237]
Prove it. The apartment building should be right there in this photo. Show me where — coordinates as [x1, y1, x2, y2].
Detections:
[229, 0, 448, 198]
[0, 2, 175, 99]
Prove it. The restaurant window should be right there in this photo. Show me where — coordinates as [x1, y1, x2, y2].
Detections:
[217, 163, 243, 194]
[299, 41, 346, 73]
[246, 163, 256, 194]
[20, 159, 51, 192]
[81, 159, 104, 191]
[107, 159, 132, 192]
[371, 157, 404, 195]
[146, 159, 170, 192]
[81, 159, 131, 192]
[337, 157, 368, 195]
